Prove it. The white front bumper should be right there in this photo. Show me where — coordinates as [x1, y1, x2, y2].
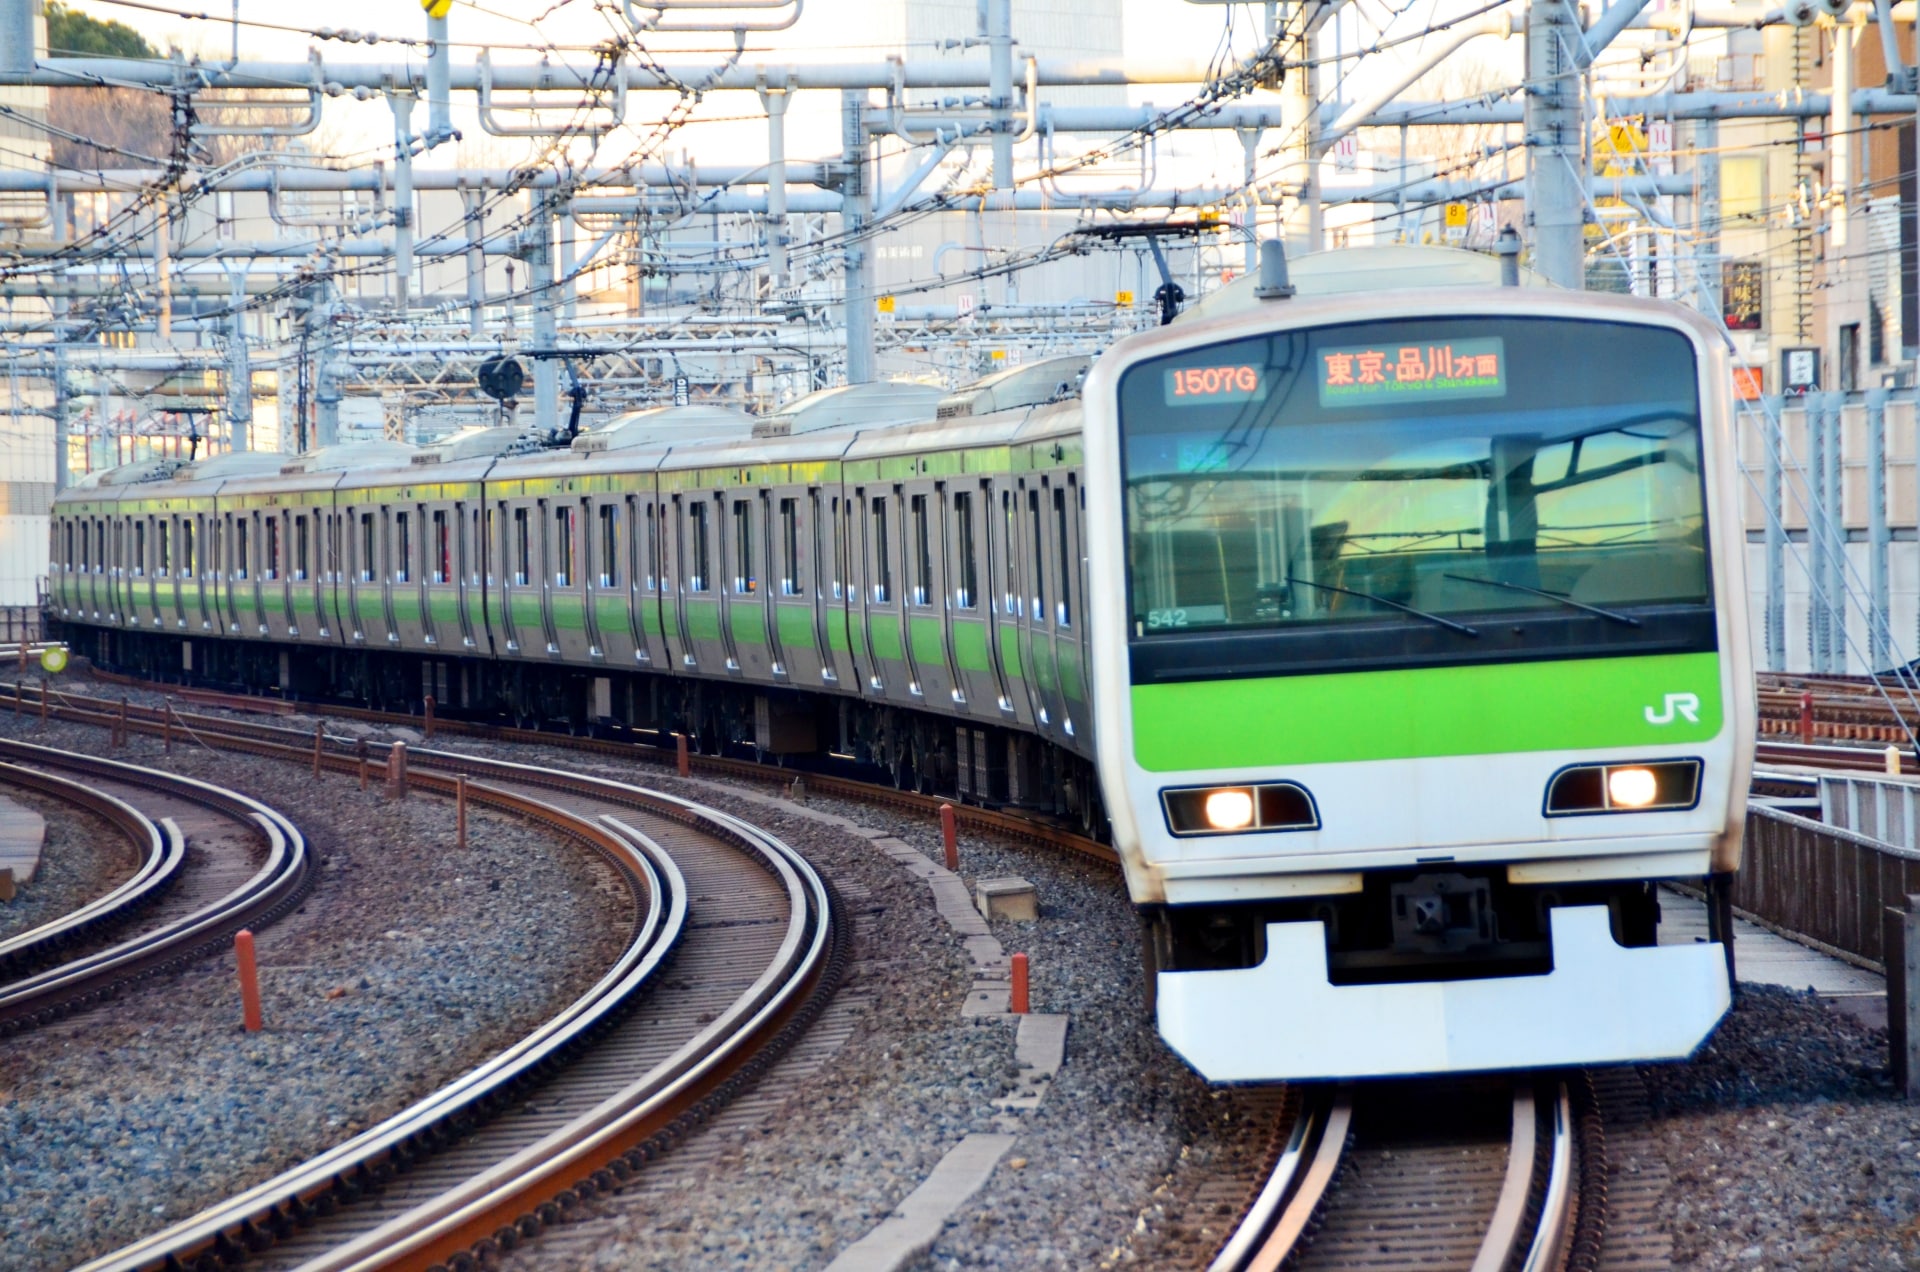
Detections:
[1156, 904, 1730, 1081]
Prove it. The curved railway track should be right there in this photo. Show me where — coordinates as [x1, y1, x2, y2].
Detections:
[1209, 1076, 1582, 1272]
[20, 693, 847, 1272]
[0, 738, 309, 1034]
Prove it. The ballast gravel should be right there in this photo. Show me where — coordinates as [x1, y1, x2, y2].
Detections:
[0, 787, 132, 943]
[0, 711, 631, 1272]
[1642, 983, 1917, 1270]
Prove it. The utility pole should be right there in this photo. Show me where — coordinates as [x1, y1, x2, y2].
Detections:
[525, 195, 558, 433]
[987, 0, 1014, 190]
[390, 91, 416, 311]
[1524, 0, 1586, 288]
[759, 73, 791, 293]
[51, 344, 68, 491]
[226, 273, 251, 451]
[464, 185, 485, 337]
[841, 89, 874, 385]
[1279, 2, 1323, 252]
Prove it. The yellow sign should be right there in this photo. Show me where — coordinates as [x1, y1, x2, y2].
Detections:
[1443, 203, 1469, 229]
[1594, 119, 1647, 176]
[876, 295, 896, 314]
[40, 646, 68, 675]
[1115, 290, 1135, 307]
[422, 0, 454, 17]
[990, 349, 1006, 361]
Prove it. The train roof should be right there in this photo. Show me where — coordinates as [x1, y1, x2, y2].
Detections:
[1177, 244, 1548, 325]
[753, 380, 947, 438]
[572, 404, 756, 454]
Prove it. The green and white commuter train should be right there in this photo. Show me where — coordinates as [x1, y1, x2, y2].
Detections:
[50, 245, 1753, 1080]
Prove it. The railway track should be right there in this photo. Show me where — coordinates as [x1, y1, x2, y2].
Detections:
[16, 691, 845, 1272]
[1209, 1076, 1581, 1272]
[0, 738, 309, 1034]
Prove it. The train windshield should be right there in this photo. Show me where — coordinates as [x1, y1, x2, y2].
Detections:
[1118, 315, 1713, 677]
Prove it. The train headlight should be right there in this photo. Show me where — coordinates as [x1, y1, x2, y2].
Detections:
[1607, 767, 1658, 808]
[1203, 789, 1255, 831]
[1544, 759, 1701, 816]
[1161, 782, 1320, 837]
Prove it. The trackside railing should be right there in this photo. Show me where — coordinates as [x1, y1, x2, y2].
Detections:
[1736, 803, 1920, 972]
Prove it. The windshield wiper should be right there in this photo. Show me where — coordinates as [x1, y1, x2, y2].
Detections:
[1442, 572, 1642, 628]
[1286, 575, 1480, 637]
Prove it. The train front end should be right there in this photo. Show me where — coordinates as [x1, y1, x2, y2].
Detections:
[1082, 284, 1754, 1082]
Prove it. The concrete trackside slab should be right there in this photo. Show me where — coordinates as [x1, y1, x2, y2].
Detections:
[824, 1133, 1017, 1272]
[0, 790, 46, 886]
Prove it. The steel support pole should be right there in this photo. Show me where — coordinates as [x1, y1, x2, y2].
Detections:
[841, 89, 874, 385]
[1809, 393, 1828, 672]
[1826, 391, 1849, 672]
[1280, 3, 1323, 251]
[1696, 117, 1721, 314]
[761, 80, 791, 290]
[0, 0, 31, 75]
[986, 0, 1014, 189]
[1238, 127, 1262, 273]
[390, 91, 415, 311]
[528, 196, 558, 434]
[1870, 387, 1890, 670]
[227, 273, 251, 452]
[312, 285, 339, 448]
[52, 345, 68, 493]
[558, 200, 577, 326]
[1765, 393, 1786, 671]
[1524, 0, 1585, 288]
[463, 186, 484, 338]
[424, 13, 453, 148]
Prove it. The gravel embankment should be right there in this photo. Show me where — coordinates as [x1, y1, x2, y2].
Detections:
[0, 710, 632, 1272]
[1642, 984, 1915, 1270]
[0, 788, 134, 943]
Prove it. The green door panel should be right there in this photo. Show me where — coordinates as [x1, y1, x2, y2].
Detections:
[997, 626, 1024, 679]
[429, 593, 461, 625]
[869, 614, 904, 663]
[1129, 651, 1726, 772]
[776, 604, 817, 648]
[1058, 644, 1086, 700]
[685, 599, 722, 642]
[909, 616, 945, 665]
[551, 595, 586, 632]
[730, 604, 767, 647]
[951, 620, 991, 672]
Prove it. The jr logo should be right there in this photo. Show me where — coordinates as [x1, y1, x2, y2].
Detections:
[1644, 692, 1701, 725]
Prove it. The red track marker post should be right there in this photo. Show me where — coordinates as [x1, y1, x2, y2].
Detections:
[235, 929, 263, 1032]
[356, 740, 369, 791]
[424, 694, 436, 740]
[387, 742, 408, 799]
[940, 803, 958, 872]
[1010, 952, 1030, 1014]
[456, 775, 469, 850]
[1799, 691, 1815, 744]
[676, 732, 690, 778]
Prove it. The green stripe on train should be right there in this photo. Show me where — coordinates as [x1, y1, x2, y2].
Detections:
[951, 620, 990, 673]
[1129, 651, 1724, 771]
[775, 603, 815, 649]
[909, 616, 944, 665]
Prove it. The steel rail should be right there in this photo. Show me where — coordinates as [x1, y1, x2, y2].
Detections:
[0, 761, 183, 980]
[78, 789, 674, 1272]
[36, 691, 845, 1272]
[0, 737, 310, 1032]
[1210, 1077, 1579, 1272]
[78, 669, 1122, 869]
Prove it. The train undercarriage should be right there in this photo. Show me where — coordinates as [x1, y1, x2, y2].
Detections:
[57, 623, 1107, 833]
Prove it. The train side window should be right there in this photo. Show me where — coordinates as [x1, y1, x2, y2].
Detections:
[1027, 489, 1045, 622]
[870, 497, 892, 604]
[432, 511, 450, 584]
[133, 520, 146, 576]
[832, 496, 846, 600]
[183, 519, 196, 576]
[472, 509, 485, 586]
[909, 494, 933, 606]
[596, 504, 617, 588]
[1053, 486, 1072, 628]
[234, 517, 250, 581]
[263, 517, 279, 581]
[394, 512, 411, 584]
[513, 508, 531, 586]
[688, 502, 710, 591]
[954, 491, 977, 609]
[327, 514, 341, 582]
[359, 513, 375, 583]
[157, 521, 170, 575]
[641, 501, 657, 591]
[554, 505, 575, 587]
[78, 521, 88, 573]
[63, 521, 73, 572]
[811, 493, 828, 599]
[731, 499, 754, 593]
[780, 498, 800, 596]
[293, 515, 309, 581]
[1002, 490, 1021, 617]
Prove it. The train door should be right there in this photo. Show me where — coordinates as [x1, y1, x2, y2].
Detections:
[978, 483, 1019, 721]
[726, 492, 769, 678]
[1027, 477, 1067, 735]
[498, 500, 527, 655]
[947, 483, 1001, 714]
[1046, 473, 1088, 748]
[345, 507, 370, 643]
[583, 496, 612, 663]
[321, 510, 343, 641]
[1004, 481, 1043, 727]
[619, 493, 652, 668]
[716, 494, 745, 674]
[855, 486, 892, 695]
[452, 503, 477, 651]
[804, 489, 842, 688]
[106, 517, 122, 624]
[264, 510, 291, 637]
[422, 504, 450, 650]
[905, 483, 959, 706]
[684, 494, 727, 672]
[542, 498, 581, 660]
[128, 515, 150, 629]
[770, 488, 817, 685]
